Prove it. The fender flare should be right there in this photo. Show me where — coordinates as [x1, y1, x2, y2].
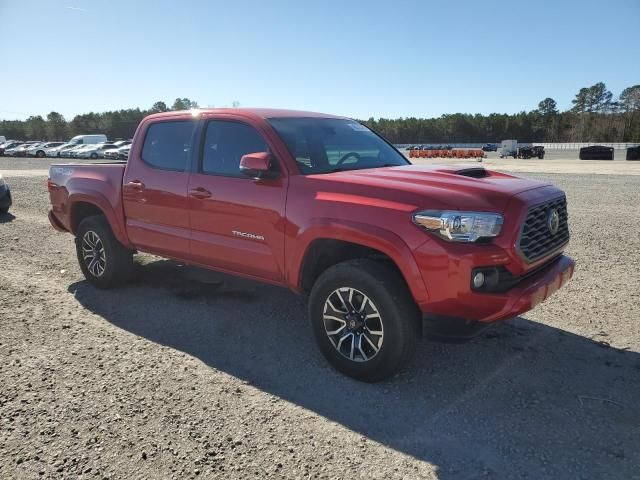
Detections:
[68, 191, 131, 248]
[288, 218, 429, 306]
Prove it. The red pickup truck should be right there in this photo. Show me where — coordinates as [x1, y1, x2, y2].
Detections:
[48, 109, 575, 381]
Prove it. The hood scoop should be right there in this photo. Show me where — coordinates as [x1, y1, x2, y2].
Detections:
[452, 167, 489, 178]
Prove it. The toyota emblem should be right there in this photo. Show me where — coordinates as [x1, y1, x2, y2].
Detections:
[547, 209, 560, 235]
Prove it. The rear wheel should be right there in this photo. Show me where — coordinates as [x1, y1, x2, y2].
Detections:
[75, 215, 133, 288]
[90, 152, 98, 159]
[36, 150, 45, 158]
[309, 259, 420, 382]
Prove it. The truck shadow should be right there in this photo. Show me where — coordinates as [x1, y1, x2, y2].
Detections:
[0, 211, 16, 223]
[68, 259, 640, 479]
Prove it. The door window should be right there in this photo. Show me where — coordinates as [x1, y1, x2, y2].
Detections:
[142, 120, 195, 171]
[201, 121, 268, 177]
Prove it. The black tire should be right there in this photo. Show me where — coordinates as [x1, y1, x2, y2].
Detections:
[90, 152, 98, 159]
[36, 150, 45, 158]
[75, 215, 133, 289]
[309, 259, 420, 382]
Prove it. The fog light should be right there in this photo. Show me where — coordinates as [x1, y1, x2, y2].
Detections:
[473, 272, 485, 289]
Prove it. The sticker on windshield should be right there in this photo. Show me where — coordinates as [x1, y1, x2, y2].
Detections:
[347, 123, 370, 132]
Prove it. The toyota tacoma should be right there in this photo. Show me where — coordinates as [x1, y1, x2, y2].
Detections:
[48, 109, 574, 382]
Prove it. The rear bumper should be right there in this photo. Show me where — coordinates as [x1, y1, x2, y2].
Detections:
[48, 209, 68, 232]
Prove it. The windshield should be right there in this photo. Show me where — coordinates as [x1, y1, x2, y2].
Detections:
[267, 117, 409, 174]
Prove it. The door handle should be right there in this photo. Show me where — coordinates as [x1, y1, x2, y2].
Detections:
[189, 187, 212, 199]
[125, 180, 145, 191]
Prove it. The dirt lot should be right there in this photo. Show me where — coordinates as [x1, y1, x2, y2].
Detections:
[1, 155, 639, 479]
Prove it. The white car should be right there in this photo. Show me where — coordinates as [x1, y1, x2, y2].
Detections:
[69, 144, 99, 158]
[61, 145, 88, 158]
[104, 145, 131, 160]
[26, 142, 64, 158]
[76, 142, 118, 159]
[46, 143, 75, 157]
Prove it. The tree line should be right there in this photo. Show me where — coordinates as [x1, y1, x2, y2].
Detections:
[0, 98, 199, 142]
[364, 83, 640, 144]
[2, 84, 639, 144]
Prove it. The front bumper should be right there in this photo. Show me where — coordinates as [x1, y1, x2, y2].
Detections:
[479, 255, 574, 322]
[416, 239, 575, 323]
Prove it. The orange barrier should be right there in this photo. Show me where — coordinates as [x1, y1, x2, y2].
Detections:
[408, 149, 486, 159]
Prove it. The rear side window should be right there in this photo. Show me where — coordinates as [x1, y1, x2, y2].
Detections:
[201, 121, 268, 177]
[142, 121, 195, 171]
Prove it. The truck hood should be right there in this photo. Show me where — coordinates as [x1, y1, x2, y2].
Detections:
[310, 164, 551, 211]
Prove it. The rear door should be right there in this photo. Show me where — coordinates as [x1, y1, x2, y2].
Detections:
[123, 118, 198, 259]
[187, 117, 287, 282]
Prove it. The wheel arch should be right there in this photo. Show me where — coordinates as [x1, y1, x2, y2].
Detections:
[292, 220, 428, 307]
[68, 193, 130, 247]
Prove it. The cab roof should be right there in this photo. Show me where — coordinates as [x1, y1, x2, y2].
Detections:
[146, 108, 348, 121]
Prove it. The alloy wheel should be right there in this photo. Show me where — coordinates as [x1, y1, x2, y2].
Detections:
[322, 287, 384, 362]
[81, 230, 106, 277]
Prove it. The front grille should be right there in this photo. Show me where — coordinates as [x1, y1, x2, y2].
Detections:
[518, 196, 569, 262]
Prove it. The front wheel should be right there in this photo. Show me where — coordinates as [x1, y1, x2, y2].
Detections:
[309, 259, 420, 382]
[75, 215, 133, 288]
[90, 152, 98, 159]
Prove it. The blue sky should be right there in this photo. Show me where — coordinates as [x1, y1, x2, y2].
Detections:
[0, 0, 638, 120]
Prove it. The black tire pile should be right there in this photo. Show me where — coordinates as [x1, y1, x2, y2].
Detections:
[579, 146, 614, 160]
[626, 146, 640, 161]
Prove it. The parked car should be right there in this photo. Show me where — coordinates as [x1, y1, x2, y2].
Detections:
[70, 144, 102, 158]
[27, 142, 65, 158]
[61, 145, 90, 158]
[12, 142, 46, 157]
[104, 144, 130, 160]
[48, 108, 575, 382]
[579, 145, 614, 160]
[4, 142, 36, 156]
[0, 174, 11, 214]
[0, 141, 24, 156]
[117, 146, 130, 160]
[104, 147, 121, 160]
[482, 143, 498, 152]
[46, 143, 75, 157]
[75, 142, 118, 159]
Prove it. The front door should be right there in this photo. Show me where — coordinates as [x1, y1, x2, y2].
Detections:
[123, 119, 197, 259]
[188, 119, 287, 282]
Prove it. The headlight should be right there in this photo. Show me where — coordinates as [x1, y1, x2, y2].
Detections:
[413, 210, 503, 242]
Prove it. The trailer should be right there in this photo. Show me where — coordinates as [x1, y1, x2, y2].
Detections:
[499, 140, 518, 158]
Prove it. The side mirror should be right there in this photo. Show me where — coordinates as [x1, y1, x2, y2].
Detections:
[239, 152, 277, 179]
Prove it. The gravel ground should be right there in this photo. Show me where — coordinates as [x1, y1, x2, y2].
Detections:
[1, 157, 639, 479]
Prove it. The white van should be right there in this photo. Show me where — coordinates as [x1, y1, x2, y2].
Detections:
[68, 134, 108, 145]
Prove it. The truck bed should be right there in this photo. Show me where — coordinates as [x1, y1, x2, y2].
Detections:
[48, 161, 127, 236]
